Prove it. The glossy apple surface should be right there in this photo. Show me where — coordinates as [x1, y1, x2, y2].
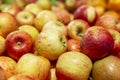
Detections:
[80, 26, 114, 61]
[5, 30, 33, 61]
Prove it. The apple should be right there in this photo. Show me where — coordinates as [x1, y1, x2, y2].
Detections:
[15, 0, 27, 9]
[80, 26, 114, 61]
[50, 68, 57, 80]
[36, 0, 51, 10]
[92, 55, 120, 80]
[74, 5, 98, 26]
[8, 74, 39, 80]
[67, 38, 81, 52]
[2, 5, 22, 17]
[5, 30, 34, 61]
[16, 53, 51, 80]
[108, 29, 120, 56]
[67, 19, 90, 41]
[0, 66, 7, 80]
[42, 20, 67, 36]
[94, 6, 105, 17]
[52, 7, 71, 25]
[16, 10, 35, 26]
[0, 12, 19, 38]
[24, 3, 42, 16]
[34, 10, 58, 31]
[18, 25, 39, 42]
[0, 56, 17, 79]
[95, 14, 120, 33]
[56, 51, 93, 80]
[34, 29, 67, 61]
[0, 35, 5, 55]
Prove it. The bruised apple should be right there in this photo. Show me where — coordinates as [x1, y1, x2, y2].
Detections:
[80, 26, 114, 61]
[5, 30, 33, 61]
[56, 51, 92, 80]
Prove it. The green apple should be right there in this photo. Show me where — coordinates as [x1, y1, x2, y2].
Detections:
[18, 25, 39, 42]
[34, 29, 67, 60]
[16, 53, 51, 80]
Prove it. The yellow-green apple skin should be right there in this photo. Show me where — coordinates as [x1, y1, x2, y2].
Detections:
[0, 56, 17, 79]
[42, 20, 67, 36]
[16, 53, 51, 80]
[92, 55, 120, 80]
[56, 51, 93, 80]
[50, 68, 57, 80]
[34, 10, 57, 31]
[18, 25, 39, 42]
[0, 35, 5, 55]
[0, 12, 18, 38]
[34, 29, 67, 61]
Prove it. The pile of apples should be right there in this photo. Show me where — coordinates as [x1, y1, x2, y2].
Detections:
[1, 0, 120, 80]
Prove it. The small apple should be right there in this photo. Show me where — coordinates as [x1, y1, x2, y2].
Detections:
[95, 14, 120, 33]
[0, 12, 19, 38]
[67, 38, 81, 52]
[16, 10, 35, 26]
[8, 74, 39, 80]
[2, 5, 22, 17]
[18, 25, 39, 42]
[92, 55, 120, 80]
[0, 35, 5, 55]
[108, 29, 120, 56]
[74, 5, 98, 26]
[42, 20, 67, 36]
[16, 53, 51, 80]
[34, 29, 67, 61]
[0, 56, 17, 79]
[56, 51, 93, 80]
[80, 26, 114, 61]
[15, 0, 27, 9]
[67, 19, 90, 40]
[5, 30, 34, 61]
[24, 3, 42, 16]
[52, 7, 71, 25]
[0, 66, 7, 80]
[34, 10, 57, 31]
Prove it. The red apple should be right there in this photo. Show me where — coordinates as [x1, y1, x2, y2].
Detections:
[16, 10, 35, 26]
[80, 26, 114, 61]
[67, 19, 90, 40]
[0, 56, 17, 79]
[95, 14, 120, 33]
[0, 12, 19, 38]
[74, 5, 98, 26]
[67, 38, 81, 52]
[0, 66, 7, 80]
[3, 5, 22, 17]
[56, 51, 92, 80]
[8, 74, 39, 80]
[5, 30, 33, 61]
[108, 29, 120, 56]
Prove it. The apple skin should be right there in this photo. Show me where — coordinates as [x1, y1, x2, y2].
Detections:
[42, 20, 67, 36]
[0, 66, 7, 80]
[67, 19, 90, 40]
[56, 51, 92, 80]
[5, 30, 34, 61]
[8, 74, 39, 80]
[18, 25, 39, 42]
[80, 26, 114, 61]
[50, 68, 57, 80]
[16, 53, 51, 80]
[92, 55, 120, 80]
[74, 5, 98, 26]
[34, 29, 67, 61]
[67, 38, 81, 52]
[0, 35, 5, 55]
[95, 14, 120, 33]
[108, 29, 120, 56]
[34, 10, 58, 31]
[0, 56, 17, 79]
[0, 12, 19, 38]
[16, 10, 35, 26]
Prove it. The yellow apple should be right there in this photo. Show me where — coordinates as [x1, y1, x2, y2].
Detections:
[0, 35, 5, 55]
[18, 25, 39, 42]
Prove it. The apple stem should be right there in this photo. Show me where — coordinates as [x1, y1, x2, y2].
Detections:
[17, 41, 21, 46]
